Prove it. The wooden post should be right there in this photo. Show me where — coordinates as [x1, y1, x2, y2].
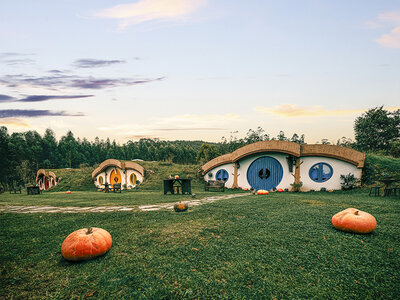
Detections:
[231, 162, 240, 189]
[291, 158, 303, 191]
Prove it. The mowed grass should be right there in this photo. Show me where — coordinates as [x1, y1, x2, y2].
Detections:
[0, 188, 244, 207]
[1, 191, 399, 299]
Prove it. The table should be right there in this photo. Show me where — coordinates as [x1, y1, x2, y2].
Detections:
[164, 179, 192, 195]
[380, 178, 398, 197]
[27, 186, 40, 195]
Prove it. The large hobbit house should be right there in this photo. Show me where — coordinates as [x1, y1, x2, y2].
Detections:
[92, 159, 144, 190]
[201, 140, 365, 192]
[36, 169, 59, 190]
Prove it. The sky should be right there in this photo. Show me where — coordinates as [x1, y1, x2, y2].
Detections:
[0, 0, 399, 144]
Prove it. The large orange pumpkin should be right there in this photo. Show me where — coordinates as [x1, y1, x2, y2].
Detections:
[257, 190, 269, 195]
[61, 227, 112, 261]
[174, 202, 188, 212]
[332, 208, 377, 234]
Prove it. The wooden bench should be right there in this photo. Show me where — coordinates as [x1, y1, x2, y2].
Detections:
[204, 180, 225, 192]
[9, 186, 22, 194]
[369, 186, 382, 197]
[111, 183, 122, 193]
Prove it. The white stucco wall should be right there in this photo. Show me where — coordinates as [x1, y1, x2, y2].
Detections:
[203, 163, 235, 188]
[94, 167, 143, 190]
[204, 153, 295, 190]
[204, 154, 362, 191]
[300, 157, 362, 191]
[237, 153, 295, 190]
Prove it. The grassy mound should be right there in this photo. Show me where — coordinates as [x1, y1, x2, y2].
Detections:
[47, 162, 203, 192]
[362, 154, 400, 185]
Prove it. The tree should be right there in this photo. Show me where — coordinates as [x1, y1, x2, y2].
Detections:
[354, 106, 400, 153]
[196, 143, 220, 164]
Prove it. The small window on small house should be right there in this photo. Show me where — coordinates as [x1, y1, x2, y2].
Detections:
[98, 176, 104, 185]
[130, 173, 137, 185]
[216, 169, 229, 182]
[309, 163, 333, 183]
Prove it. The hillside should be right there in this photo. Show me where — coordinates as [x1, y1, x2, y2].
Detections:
[48, 161, 203, 192]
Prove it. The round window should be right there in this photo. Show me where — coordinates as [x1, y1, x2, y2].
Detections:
[98, 176, 104, 185]
[216, 169, 229, 182]
[309, 163, 333, 183]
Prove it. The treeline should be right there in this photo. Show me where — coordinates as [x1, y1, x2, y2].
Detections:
[1, 106, 398, 189]
[0, 126, 307, 188]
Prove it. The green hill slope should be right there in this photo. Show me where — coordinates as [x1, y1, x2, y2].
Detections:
[47, 162, 203, 192]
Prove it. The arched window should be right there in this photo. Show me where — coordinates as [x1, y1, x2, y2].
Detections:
[98, 176, 104, 185]
[130, 173, 137, 185]
[216, 169, 229, 182]
[309, 163, 333, 182]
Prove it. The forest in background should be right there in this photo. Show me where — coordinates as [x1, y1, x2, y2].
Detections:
[0, 107, 398, 189]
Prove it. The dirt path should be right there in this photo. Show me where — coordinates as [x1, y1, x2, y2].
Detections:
[0, 193, 249, 214]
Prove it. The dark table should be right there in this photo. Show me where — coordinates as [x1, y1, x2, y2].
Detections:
[380, 178, 398, 197]
[27, 186, 40, 195]
[164, 179, 192, 195]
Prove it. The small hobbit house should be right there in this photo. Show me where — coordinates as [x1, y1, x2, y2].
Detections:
[201, 141, 365, 192]
[36, 169, 59, 190]
[91, 159, 144, 190]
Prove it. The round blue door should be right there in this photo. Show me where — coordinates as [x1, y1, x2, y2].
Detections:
[247, 156, 283, 190]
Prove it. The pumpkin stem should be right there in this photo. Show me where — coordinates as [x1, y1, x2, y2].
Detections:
[354, 211, 359, 215]
[86, 227, 93, 234]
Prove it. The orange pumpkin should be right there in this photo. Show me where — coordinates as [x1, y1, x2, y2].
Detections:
[66, 191, 71, 194]
[277, 188, 284, 192]
[61, 227, 112, 261]
[257, 190, 269, 195]
[174, 202, 188, 212]
[332, 208, 377, 234]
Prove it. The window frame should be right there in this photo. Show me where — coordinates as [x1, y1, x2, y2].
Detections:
[309, 162, 333, 183]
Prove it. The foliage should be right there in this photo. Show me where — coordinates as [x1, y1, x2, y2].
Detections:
[290, 181, 303, 192]
[340, 173, 360, 190]
[362, 154, 400, 185]
[354, 106, 400, 155]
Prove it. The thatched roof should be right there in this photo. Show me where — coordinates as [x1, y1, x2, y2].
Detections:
[201, 141, 364, 174]
[36, 169, 57, 182]
[91, 159, 144, 180]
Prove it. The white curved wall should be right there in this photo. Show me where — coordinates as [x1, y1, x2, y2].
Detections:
[300, 157, 362, 191]
[94, 166, 143, 190]
[203, 163, 235, 188]
[204, 154, 362, 191]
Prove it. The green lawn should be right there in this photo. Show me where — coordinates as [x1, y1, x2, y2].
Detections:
[1, 191, 399, 299]
[0, 188, 246, 207]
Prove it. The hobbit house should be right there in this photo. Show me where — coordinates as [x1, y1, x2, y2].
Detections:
[36, 169, 59, 190]
[91, 159, 144, 190]
[201, 140, 365, 192]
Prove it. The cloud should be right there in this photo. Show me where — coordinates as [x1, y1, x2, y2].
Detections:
[98, 113, 239, 137]
[0, 52, 34, 57]
[0, 52, 35, 65]
[0, 118, 30, 128]
[376, 27, 400, 49]
[0, 109, 85, 118]
[0, 94, 93, 103]
[0, 74, 165, 90]
[18, 94, 94, 102]
[255, 104, 400, 118]
[0, 94, 16, 102]
[371, 11, 400, 49]
[95, 0, 206, 29]
[73, 58, 126, 68]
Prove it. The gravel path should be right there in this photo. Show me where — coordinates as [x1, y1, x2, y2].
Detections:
[0, 193, 249, 214]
